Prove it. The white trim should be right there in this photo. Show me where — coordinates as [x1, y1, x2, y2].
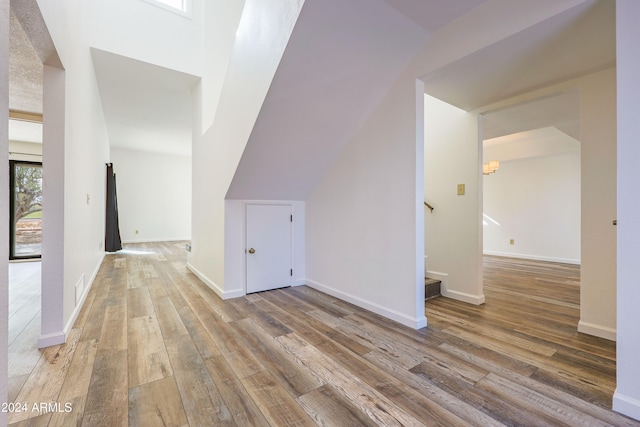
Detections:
[613, 390, 640, 421]
[426, 270, 448, 282]
[578, 320, 616, 341]
[440, 289, 486, 305]
[39, 252, 105, 348]
[38, 331, 66, 348]
[433, 269, 484, 305]
[293, 279, 306, 287]
[483, 250, 580, 265]
[187, 262, 244, 300]
[306, 279, 427, 330]
[122, 237, 191, 244]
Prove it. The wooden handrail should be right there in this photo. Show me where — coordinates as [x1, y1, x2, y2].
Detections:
[424, 201, 434, 213]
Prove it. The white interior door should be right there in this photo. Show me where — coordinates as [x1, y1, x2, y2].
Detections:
[246, 204, 292, 294]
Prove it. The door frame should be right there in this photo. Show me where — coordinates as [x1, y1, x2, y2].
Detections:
[244, 201, 294, 294]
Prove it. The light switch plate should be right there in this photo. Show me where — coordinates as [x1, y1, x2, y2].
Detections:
[457, 184, 465, 195]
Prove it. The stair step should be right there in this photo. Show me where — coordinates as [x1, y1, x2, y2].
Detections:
[425, 277, 441, 300]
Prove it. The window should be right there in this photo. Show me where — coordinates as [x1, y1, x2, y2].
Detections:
[143, 0, 192, 18]
[9, 161, 43, 260]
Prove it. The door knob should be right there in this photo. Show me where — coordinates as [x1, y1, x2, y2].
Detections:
[248, 248, 255, 254]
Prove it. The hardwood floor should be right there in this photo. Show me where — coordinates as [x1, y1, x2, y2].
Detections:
[7, 245, 639, 426]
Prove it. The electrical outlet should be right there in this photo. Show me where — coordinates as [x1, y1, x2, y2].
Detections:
[457, 183, 465, 195]
[510, 239, 515, 245]
[135, 229, 139, 235]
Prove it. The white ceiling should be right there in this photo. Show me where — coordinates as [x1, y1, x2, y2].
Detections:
[421, 0, 615, 112]
[91, 48, 199, 157]
[383, 0, 486, 34]
[228, 0, 612, 200]
[484, 127, 580, 164]
[420, 0, 613, 161]
[482, 90, 581, 141]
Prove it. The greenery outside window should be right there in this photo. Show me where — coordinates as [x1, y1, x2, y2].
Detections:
[10, 161, 42, 260]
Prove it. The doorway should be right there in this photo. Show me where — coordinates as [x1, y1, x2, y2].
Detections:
[245, 203, 292, 294]
[481, 91, 581, 266]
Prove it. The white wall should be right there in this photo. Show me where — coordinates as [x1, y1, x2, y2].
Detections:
[110, 148, 191, 243]
[189, 0, 304, 294]
[424, 95, 484, 305]
[201, 0, 245, 133]
[0, 0, 9, 420]
[306, 69, 426, 329]
[578, 68, 617, 340]
[614, 0, 640, 420]
[37, 0, 111, 345]
[483, 153, 581, 264]
[88, 0, 203, 76]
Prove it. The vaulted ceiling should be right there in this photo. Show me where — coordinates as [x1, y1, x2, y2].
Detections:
[8, 0, 615, 161]
[91, 48, 198, 157]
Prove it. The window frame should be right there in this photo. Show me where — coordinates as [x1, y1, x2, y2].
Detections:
[9, 160, 43, 261]
[142, 0, 193, 19]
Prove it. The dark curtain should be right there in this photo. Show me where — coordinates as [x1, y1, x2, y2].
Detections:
[105, 163, 122, 252]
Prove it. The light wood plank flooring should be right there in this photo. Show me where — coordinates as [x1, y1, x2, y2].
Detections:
[7, 245, 639, 426]
[7, 261, 42, 403]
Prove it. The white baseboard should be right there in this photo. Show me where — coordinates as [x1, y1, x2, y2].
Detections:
[122, 237, 191, 244]
[441, 289, 486, 305]
[39, 252, 105, 348]
[186, 262, 244, 300]
[578, 320, 616, 341]
[293, 279, 306, 287]
[425, 270, 447, 282]
[38, 331, 66, 348]
[426, 271, 485, 305]
[305, 279, 427, 330]
[613, 390, 640, 421]
[483, 250, 580, 265]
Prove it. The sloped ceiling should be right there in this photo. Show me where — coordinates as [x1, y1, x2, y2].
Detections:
[228, 0, 614, 201]
[9, 0, 614, 164]
[421, 0, 615, 112]
[91, 48, 199, 156]
[383, 0, 486, 34]
[226, 0, 486, 200]
[484, 127, 580, 163]
[483, 90, 580, 141]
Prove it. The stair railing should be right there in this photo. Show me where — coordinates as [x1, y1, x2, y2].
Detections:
[424, 201, 434, 213]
